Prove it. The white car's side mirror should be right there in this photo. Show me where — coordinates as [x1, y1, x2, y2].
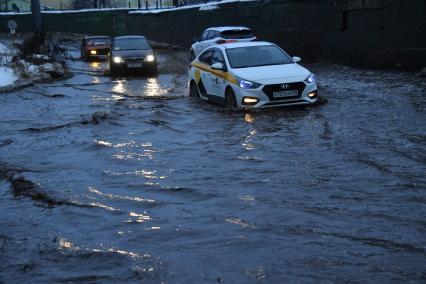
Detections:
[293, 56, 302, 63]
[211, 63, 224, 71]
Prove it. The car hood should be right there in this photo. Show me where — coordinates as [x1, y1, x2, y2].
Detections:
[112, 49, 153, 58]
[231, 63, 310, 84]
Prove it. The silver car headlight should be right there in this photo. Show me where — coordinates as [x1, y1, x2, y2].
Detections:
[304, 73, 316, 84]
[236, 77, 261, 89]
[113, 56, 123, 63]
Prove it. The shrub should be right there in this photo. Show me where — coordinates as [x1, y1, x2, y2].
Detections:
[16, 33, 71, 66]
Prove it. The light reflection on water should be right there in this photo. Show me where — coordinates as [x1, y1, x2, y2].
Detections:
[244, 113, 255, 124]
[110, 77, 166, 97]
[242, 129, 257, 150]
[112, 79, 126, 94]
[125, 212, 151, 223]
[94, 139, 159, 161]
[89, 62, 101, 69]
[102, 170, 167, 181]
[88, 187, 155, 203]
[57, 237, 143, 266]
[88, 202, 119, 211]
[92, 76, 101, 84]
[144, 77, 168, 97]
[95, 140, 151, 148]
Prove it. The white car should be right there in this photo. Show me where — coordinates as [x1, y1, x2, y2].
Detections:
[190, 26, 256, 61]
[188, 41, 318, 108]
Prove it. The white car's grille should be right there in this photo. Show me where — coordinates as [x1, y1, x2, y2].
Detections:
[262, 82, 306, 100]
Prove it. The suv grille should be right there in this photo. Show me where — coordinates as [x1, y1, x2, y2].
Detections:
[124, 57, 144, 62]
[263, 82, 306, 100]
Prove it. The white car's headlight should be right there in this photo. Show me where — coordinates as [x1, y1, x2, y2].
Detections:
[305, 73, 316, 84]
[236, 77, 261, 89]
[145, 55, 155, 62]
[113, 56, 123, 63]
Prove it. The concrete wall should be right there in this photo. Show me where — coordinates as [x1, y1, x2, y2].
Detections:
[1, 0, 425, 68]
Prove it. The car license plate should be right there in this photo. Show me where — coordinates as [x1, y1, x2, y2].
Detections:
[273, 90, 298, 98]
[127, 63, 142, 68]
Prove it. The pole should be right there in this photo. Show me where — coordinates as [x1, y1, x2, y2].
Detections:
[31, 0, 42, 35]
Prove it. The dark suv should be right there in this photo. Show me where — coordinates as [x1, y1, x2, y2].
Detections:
[109, 36, 157, 76]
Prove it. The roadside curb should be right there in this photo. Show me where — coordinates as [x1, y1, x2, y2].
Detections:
[0, 72, 72, 94]
[0, 79, 33, 93]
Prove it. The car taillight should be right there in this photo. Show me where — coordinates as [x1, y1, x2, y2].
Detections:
[215, 39, 238, 44]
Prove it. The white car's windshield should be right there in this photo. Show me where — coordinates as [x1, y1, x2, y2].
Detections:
[226, 45, 293, 68]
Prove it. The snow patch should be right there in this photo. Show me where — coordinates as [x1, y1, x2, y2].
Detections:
[0, 42, 15, 65]
[0, 0, 258, 15]
[0, 42, 6, 53]
[0, 7, 131, 15]
[199, 4, 219, 11]
[0, 67, 18, 87]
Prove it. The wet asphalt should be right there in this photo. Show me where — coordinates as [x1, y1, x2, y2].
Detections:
[0, 43, 425, 283]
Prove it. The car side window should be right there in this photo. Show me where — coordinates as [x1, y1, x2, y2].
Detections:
[199, 49, 213, 65]
[200, 31, 209, 42]
[213, 31, 221, 39]
[206, 31, 216, 40]
[212, 49, 225, 65]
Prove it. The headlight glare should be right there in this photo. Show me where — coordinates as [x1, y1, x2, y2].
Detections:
[305, 73, 316, 84]
[237, 77, 261, 89]
[145, 55, 155, 62]
[90, 50, 97, 55]
[113, 56, 123, 63]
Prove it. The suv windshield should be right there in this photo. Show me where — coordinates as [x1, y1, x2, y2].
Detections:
[114, 38, 150, 50]
[226, 45, 293, 68]
[87, 37, 111, 46]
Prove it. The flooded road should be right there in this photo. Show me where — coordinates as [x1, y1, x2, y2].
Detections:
[1, 43, 425, 283]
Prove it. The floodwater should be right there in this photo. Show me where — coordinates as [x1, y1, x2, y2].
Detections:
[0, 43, 425, 283]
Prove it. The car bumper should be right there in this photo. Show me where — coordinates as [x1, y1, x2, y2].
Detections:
[86, 48, 110, 57]
[234, 82, 318, 109]
[110, 61, 157, 71]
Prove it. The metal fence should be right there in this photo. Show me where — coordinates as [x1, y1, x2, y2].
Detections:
[0, 0, 219, 12]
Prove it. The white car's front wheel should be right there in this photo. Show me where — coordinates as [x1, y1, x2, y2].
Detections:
[225, 88, 237, 109]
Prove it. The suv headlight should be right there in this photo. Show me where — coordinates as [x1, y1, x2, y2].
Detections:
[113, 56, 123, 63]
[305, 73, 316, 84]
[236, 77, 261, 89]
[145, 55, 155, 62]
